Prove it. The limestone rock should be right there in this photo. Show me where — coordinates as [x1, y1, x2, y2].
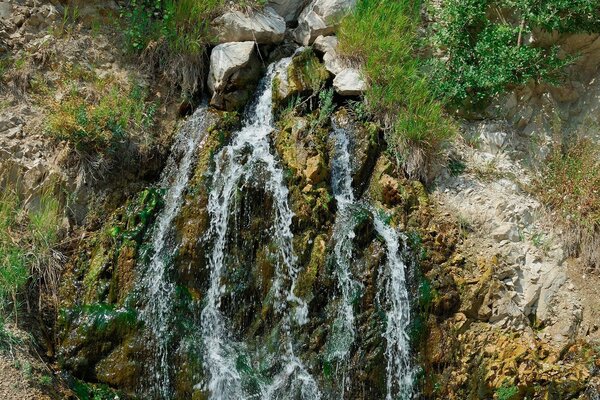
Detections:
[211, 7, 286, 44]
[294, 0, 356, 45]
[273, 49, 328, 108]
[313, 35, 338, 54]
[268, 0, 307, 22]
[207, 41, 262, 110]
[333, 68, 366, 96]
[491, 223, 520, 242]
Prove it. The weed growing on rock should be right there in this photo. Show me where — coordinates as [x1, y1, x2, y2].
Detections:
[46, 72, 157, 160]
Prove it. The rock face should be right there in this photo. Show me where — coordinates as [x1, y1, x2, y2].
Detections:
[294, 0, 356, 45]
[267, 0, 307, 22]
[333, 68, 367, 95]
[211, 7, 286, 44]
[207, 41, 262, 110]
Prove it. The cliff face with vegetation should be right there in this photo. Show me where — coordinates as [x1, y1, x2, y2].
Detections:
[0, 1, 599, 399]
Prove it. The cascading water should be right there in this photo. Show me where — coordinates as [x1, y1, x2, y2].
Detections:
[139, 105, 212, 399]
[200, 58, 320, 400]
[328, 122, 414, 399]
[373, 214, 415, 400]
[326, 122, 361, 396]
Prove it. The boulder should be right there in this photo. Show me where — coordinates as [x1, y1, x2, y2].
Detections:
[268, 0, 307, 22]
[333, 68, 366, 96]
[491, 223, 520, 242]
[273, 49, 329, 108]
[207, 42, 262, 110]
[294, 0, 356, 45]
[211, 7, 286, 44]
[313, 35, 338, 54]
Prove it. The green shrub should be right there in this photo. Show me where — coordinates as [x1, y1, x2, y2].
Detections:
[428, 0, 600, 106]
[338, 0, 455, 181]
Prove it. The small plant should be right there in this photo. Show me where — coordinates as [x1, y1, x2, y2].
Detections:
[0, 187, 63, 326]
[496, 383, 519, 400]
[46, 74, 156, 157]
[448, 158, 466, 176]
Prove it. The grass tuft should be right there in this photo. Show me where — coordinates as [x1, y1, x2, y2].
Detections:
[338, 0, 455, 182]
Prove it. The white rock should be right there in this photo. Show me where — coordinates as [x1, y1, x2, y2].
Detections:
[333, 68, 366, 96]
[313, 35, 338, 54]
[491, 223, 520, 242]
[268, 0, 306, 22]
[0, 2, 12, 20]
[207, 42, 256, 94]
[211, 7, 286, 44]
[294, 0, 356, 45]
[323, 51, 344, 75]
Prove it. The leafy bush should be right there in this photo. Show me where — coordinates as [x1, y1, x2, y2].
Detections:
[536, 136, 600, 270]
[46, 77, 156, 156]
[428, 0, 600, 106]
[338, 0, 455, 182]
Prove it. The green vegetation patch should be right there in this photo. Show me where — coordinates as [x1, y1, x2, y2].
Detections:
[46, 72, 156, 156]
[338, 0, 454, 181]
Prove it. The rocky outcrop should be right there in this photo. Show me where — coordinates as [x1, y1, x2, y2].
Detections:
[207, 41, 262, 111]
[211, 7, 286, 44]
[294, 0, 356, 45]
[333, 68, 366, 96]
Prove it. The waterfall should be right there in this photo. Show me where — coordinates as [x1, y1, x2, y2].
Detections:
[201, 58, 319, 400]
[373, 215, 415, 400]
[139, 105, 212, 399]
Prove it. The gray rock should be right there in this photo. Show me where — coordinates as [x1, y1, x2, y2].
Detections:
[313, 35, 338, 54]
[491, 223, 520, 242]
[211, 7, 286, 44]
[207, 42, 262, 110]
[208, 42, 255, 93]
[268, 0, 307, 22]
[294, 0, 356, 45]
[323, 51, 344, 75]
[333, 68, 366, 96]
[0, 2, 12, 20]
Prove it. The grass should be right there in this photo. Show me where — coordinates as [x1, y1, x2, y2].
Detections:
[0, 186, 63, 328]
[45, 69, 156, 157]
[338, 0, 455, 182]
[536, 136, 600, 270]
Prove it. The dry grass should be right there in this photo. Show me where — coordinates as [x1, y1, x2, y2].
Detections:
[536, 135, 600, 271]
